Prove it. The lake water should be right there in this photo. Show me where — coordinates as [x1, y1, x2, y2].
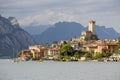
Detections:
[0, 59, 120, 80]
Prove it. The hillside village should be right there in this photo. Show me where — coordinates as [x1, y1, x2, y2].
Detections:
[19, 20, 120, 62]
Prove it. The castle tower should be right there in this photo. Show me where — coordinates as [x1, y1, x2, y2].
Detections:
[88, 20, 96, 35]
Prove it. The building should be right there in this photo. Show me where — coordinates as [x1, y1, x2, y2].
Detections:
[29, 45, 48, 59]
[21, 49, 32, 61]
[72, 20, 98, 42]
[47, 48, 60, 59]
[82, 40, 118, 55]
[44, 43, 60, 59]
[81, 20, 98, 41]
[95, 40, 117, 54]
[88, 20, 96, 35]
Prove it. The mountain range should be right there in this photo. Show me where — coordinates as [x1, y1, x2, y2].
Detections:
[0, 14, 120, 58]
[24, 22, 120, 44]
[0, 15, 35, 58]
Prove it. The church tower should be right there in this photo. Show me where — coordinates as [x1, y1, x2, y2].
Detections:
[88, 20, 96, 35]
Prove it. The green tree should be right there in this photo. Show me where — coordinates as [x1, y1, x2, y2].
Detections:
[64, 55, 71, 61]
[60, 44, 74, 56]
[115, 39, 120, 54]
[74, 51, 81, 59]
[84, 52, 93, 59]
[93, 53, 103, 59]
[58, 54, 64, 60]
[103, 52, 112, 58]
[84, 50, 94, 59]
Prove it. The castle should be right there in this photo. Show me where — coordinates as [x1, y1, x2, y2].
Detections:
[72, 20, 99, 42]
[20, 20, 119, 61]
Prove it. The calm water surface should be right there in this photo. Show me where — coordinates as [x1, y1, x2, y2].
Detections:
[0, 59, 120, 80]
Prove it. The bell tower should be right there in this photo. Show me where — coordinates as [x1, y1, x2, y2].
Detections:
[88, 20, 96, 35]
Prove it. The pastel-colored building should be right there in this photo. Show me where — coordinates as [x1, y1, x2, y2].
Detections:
[29, 45, 48, 58]
[21, 50, 32, 61]
[82, 40, 118, 55]
[47, 48, 60, 59]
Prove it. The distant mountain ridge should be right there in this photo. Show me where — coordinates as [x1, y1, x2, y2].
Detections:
[31, 21, 120, 43]
[33, 22, 84, 43]
[0, 15, 35, 58]
[96, 26, 120, 39]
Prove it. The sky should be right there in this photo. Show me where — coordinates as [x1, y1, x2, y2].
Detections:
[0, 0, 120, 32]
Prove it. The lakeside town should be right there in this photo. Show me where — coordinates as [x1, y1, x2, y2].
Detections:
[15, 20, 120, 62]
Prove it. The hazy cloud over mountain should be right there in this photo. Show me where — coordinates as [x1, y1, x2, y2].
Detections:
[0, 0, 120, 32]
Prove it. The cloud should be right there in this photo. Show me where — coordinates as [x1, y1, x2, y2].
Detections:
[0, 0, 120, 32]
[19, 10, 78, 26]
